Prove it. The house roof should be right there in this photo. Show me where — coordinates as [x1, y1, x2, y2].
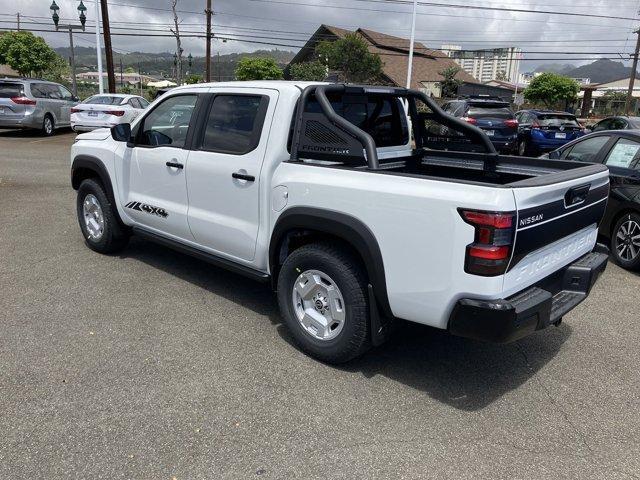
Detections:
[288, 25, 477, 89]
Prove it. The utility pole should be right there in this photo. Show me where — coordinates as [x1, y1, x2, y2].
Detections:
[119, 57, 123, 88]
[405, 0, 418, 88]
[171, 0, 183, 85]
[16, 13, 20, 30]
[625, 28, 640, 115]
[67, 30, 77, 96]
[100, 0, 116, 93]
[205, 0, 212, 82]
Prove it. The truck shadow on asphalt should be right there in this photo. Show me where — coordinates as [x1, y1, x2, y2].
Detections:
[122, 237, 570, 412]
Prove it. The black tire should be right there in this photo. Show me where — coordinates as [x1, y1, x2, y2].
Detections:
[277, 242, 370, 364]
[610, 212, 640, 270]
[76, 178, 130, 254]
[42, 114, 54, 136]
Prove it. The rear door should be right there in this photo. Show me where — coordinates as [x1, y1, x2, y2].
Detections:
[503, 167, 610, 294]
[185, 89, 277, 262]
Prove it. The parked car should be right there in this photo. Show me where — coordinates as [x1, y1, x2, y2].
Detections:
[70, 94, 149, 132]
[516, 110, 586, 156]
[545, 130, 640, 269]
[71, 81, 609, 363]
[0, 78, 78, 135]
[591, 116, 640, 132]
[441, 96, 518, 153]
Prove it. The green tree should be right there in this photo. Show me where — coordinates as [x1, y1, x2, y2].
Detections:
[438, 66, 463, 98]
[495, 70, 509, 82]
[289, 61, 327, 81]
[235, 57, 283, 81]
[0, 31, 57, 76]
[524, 73, 580, 108]
[41, 54, 69, 83]
[185, 73, 202, 84]
[315, 33, 382, 83]
[124, 66, 136, 74]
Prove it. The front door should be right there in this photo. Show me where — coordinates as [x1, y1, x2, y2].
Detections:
[186, 90, 276, 262]
[123, 93, 199, 241]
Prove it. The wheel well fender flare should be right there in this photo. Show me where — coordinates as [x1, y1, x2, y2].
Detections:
[71, 155, 123, 224]
[269, 207, 392, 317]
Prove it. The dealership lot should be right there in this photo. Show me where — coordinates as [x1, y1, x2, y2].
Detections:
[0, 130, 639, 479]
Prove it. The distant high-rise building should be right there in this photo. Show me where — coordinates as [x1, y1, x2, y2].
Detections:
[441, 45, 522, 83]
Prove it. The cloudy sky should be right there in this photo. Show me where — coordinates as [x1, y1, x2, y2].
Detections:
[4, 0, 640, 71]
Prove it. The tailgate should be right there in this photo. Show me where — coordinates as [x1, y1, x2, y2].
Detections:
[504, 165, 609, 294]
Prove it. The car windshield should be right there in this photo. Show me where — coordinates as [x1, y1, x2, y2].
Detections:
[0, 82, 23, 98]
[467, 106, 514, 119]
[84, 95, 125, 105]
[538, 114, 580, 127]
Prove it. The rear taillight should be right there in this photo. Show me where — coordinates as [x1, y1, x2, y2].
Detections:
[109, 110, 125, 117]
[503, 119, 518, 129]
[461, 116, 477, 125]
[11, 96, 36, 105]
[70, 107, 82, 113]
[531, 121, 541, 130]
[459, 209, 516, 276]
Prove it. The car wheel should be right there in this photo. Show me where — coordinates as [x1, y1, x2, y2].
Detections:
[611, 212, 640, 270]
[76, 178, 130, 254]
[277, 242, 370, 364]
[42, 114, 54, 136]
[518, 139, 528, 156]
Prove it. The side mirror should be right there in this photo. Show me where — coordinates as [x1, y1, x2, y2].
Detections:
[111, 123, 132, 142]
[548, 150, 561, 160]
[71, 95, 79, 102]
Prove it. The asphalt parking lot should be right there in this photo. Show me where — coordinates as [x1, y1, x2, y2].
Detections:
[0, 128, 639, 480]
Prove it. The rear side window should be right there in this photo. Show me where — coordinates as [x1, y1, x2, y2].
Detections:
[466, 106, 514, 119]
[306, 94, 409, 148]
[538, 114, 580, 127]
[0, 82, 22, 98]
[562, 135, 611, 162]
[604, 138, 640, 168]
[136, 94, 197, 148]
[201, 95, 268, 155]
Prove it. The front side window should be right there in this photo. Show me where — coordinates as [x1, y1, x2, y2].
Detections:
[563, 135, 611, 163]
[604, 138, 640, 168]
[201, 95, 268, 154]
[138, 98, 150, 108]
[58, 85, 73, 100]
[136, 94, 197, 148]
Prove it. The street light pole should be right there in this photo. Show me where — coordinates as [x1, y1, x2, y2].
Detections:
[50, 1, 86, 98]
[405, 0, 418, 89]
[94, 0, 104, 93]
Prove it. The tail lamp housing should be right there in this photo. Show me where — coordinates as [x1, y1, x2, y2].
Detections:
[459, 209, 516, 276]
[11, 96, 36, 105]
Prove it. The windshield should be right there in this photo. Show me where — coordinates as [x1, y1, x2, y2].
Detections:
[538, 114, 580, 127]
[467, 106, 514, 119]
[84, 95, 125, 105]
[0, 82, 23, 98]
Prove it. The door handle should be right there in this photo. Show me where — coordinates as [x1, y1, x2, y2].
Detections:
[232, 172, 255, 182]
[166, 161, 183, 169]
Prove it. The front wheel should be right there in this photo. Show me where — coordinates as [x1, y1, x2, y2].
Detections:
[518, 139, 528, 156]
[76, 178, 130, 254]
[277, 243, 370, 364]
[611, 212, 640, 270]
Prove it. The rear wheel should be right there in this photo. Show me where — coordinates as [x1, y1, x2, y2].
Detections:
[42, 114, 54, 136]
[611, 212, 640, 270]
[277, 242, 370, 364]
[76, 178, 130, 254]
[518, 139, 528, 156]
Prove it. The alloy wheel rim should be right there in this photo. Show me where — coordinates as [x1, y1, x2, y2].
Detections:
[291, 269, 346, 341]
[615, 219, 640, 261]
[44, 118, 52, 134]
[82, 194, 105, 241]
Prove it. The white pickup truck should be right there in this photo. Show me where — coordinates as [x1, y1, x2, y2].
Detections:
[71, 81, 609, 363]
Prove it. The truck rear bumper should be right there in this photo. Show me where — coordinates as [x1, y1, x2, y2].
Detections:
[448, 244, 608, 343]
